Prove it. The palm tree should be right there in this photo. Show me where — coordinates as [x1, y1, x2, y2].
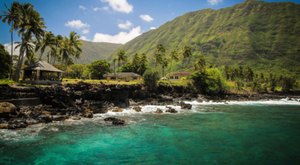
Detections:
[60, 37, 72, 65]
[161, 57, 169, 77]
[182, 45, 192, 67]
[113, 58, 117, 77]
[69, 31, 82, 57]
[59, 32, 82, 65]
[15, 39, 35, 69]
[51, 35, 63, 65]
[1, 2, 22, 79]
[35, 31, 55, 61]
[168, 49, 179, 78]
[154, 44, 165, 67]
[117, 49, 127, 69]
[13, 3, 46, 81]
[194, 54, 206, 73]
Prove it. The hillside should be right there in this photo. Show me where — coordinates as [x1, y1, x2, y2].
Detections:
[76, 41, 122, 64]
[113, 0, 300, 76]
[4, 41, 122, 64]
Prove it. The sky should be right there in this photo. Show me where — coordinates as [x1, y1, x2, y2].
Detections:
[1, 0, 300, 45]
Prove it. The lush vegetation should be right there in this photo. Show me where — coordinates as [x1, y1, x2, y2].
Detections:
[88, 60, 110, 79]
[113, 0, 300, 78]
[62, 78, 142, 85]
[143, 70, 160, 91]
[0, 44, 11, 79]
[224, 65, 298, 93]
[0, 0, 299, 95]
[1, 1, 82, 81]
[120, 53, 147, 75]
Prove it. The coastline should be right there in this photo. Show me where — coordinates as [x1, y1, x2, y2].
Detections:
[0, 83, 299, 129]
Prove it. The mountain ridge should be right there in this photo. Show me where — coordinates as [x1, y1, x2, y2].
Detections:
[111, 0, 300, 76]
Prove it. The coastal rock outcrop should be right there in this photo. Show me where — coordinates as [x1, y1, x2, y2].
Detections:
[155, 108, 163, 113]
[82, 108, 94, 118]
[180, 102, 192, 109]
[166, 107, 178, 113]
[0, 102, 17, 117]
[104, 117, 125, 125]
[133, 106, 142, 112]
[110, 107, 123, 112]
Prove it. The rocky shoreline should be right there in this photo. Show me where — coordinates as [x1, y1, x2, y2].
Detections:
[0, 83, 299, 129]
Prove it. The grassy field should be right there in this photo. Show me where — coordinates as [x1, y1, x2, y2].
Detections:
[158, 79, 191, 87]
[62, 78, 143, 85]
[0, 79, 15, 85]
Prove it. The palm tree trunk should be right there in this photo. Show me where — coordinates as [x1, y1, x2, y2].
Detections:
[162, 66, 165, 77]
[13, 50, 24, 82]
[169, 60, 173, 79]
[9, 27, 14, 80]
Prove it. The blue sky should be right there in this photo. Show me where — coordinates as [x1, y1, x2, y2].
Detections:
[1, 0, 300, 45]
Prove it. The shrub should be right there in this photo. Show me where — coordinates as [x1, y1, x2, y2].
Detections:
[0, 44, 11, 79]
[88, 60, 110, 79]
[143, 69, 160, 91]
[191, 68, 227, 95]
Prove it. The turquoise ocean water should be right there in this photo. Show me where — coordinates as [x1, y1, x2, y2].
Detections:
[0, 100, 300, 164]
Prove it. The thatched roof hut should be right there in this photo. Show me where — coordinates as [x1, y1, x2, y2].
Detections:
[22, 61, 63, 85]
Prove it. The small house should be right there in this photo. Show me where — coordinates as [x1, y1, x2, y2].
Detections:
[168, 72, 191, 80]
[103, 72, 141, 81]
[22, 61, 63, 85]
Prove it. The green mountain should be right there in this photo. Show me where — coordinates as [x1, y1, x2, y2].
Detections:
[113, 0, 300, 76]
[75, 41, 122, 64]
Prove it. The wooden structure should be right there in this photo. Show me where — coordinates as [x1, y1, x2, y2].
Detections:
[22, 61, 63, 85]
[168, 72, 191, 80]
[103, 72, 141, 81]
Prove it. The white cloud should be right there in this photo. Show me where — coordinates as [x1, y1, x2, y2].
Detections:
[93, 26, 142, 44]
[207, 0, 223, 5]
[65, 20, 89, 29]
[118, 20, 133, 30]
[101, 0, 133, 13]
[79, 5, 86, 10]
[93, 6, 109, 12]
[150, 27, 156, 30]
[80, 36, 89, 41]
[65, 20, 90, 35]
[140, 14, 154, 22]
[82, 29, 90, 34]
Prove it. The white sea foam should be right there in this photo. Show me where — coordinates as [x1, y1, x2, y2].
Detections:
[0, 123, 45, 141]
[184, 97, 300, 106]
[1, 98, 299, 141]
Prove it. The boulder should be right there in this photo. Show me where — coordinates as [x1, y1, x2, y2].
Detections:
[0, 123, 8, 129]
[70, 116, 81, 120]
[133, 106, 142, 112]
[52, 115, 67, 121]
[155, 108, 163, 114]
[82, 108, 93, 118]
[104, 117, 125, 125]
[0, 102, 17, 117]
[166, 107, 178, 113]
[8, 119, 28, 129]
[25, 119, 39, 125]
[110, 107, 123, 112]
[180, 102, 192, 109]
[112, 119, 125, 125]
[39, 114, 53, 123]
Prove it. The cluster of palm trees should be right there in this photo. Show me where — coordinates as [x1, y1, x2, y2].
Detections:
[154, 44, 192, 77]
[1, 2, 82, 81]
[113, 44, 194, 77]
